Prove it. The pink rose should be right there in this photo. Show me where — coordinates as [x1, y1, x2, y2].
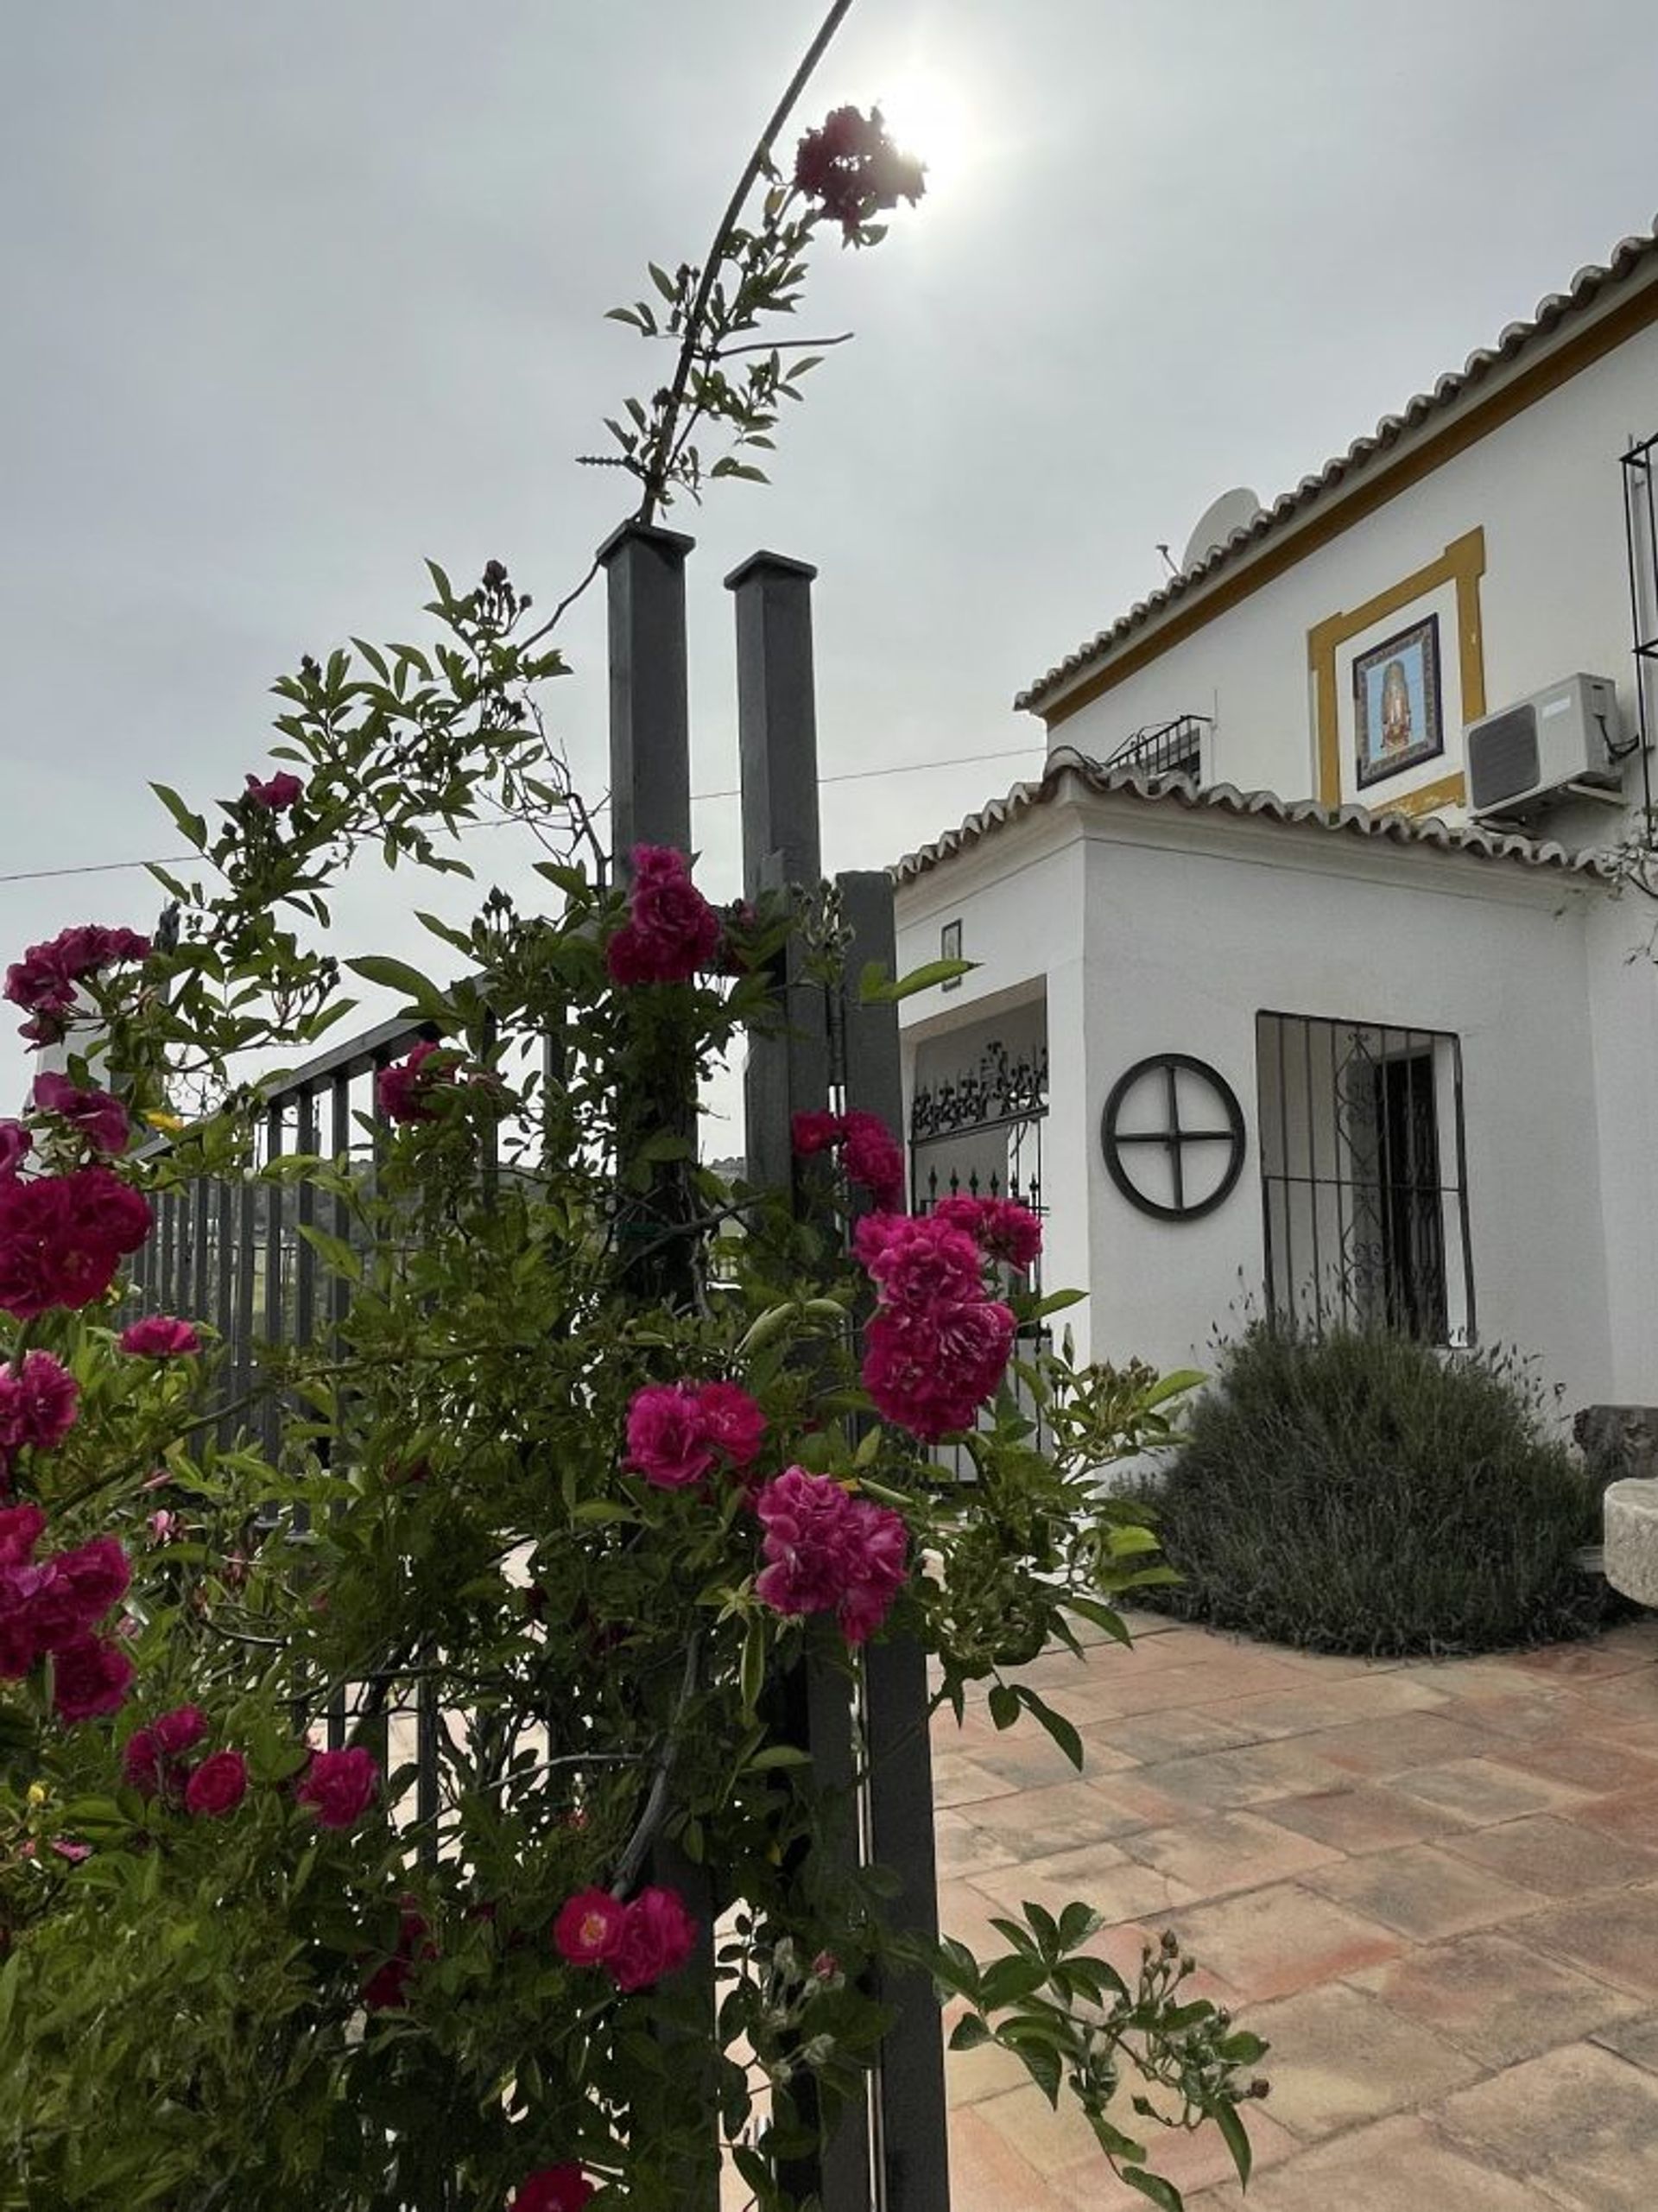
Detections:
[624, 1384, 715, 1490]
[553, 1887, 627, 1966]
[33, 1072, 130, 1157]
[0, 1351, 80, 1457]
[840, 1110, 906, 1209]
[791, 1110, 844, 1157]
[153, 1705, 208, 1755]
[361, 1898, 436, 2010]
[184, 1749, 248, 1817]
[0, 1164, 151, 1318]
[0, 1123, 29, 1179]
[118, 1315, 201, 1359]
[693, 1381, 766, 1469]
[296, 1745, 380, 1829]
[0, 1502, 46, 1567]
[244, 770, 305, 812]
[121, 1726, 161, 1797]
[3, 926, 150, 1044]
[604, 846, 720, 986]
[933, 1195, 1043, 1271]
[752, 1466, 908, 1644]
[376, 1041, 445, 1125]
[512, 2169, 595, 2212]
[861, 1298, 1013, 1441]
[794, 104, 926, 238]
[45, 1537, 130, 1627]
[605, 1885, 698, 1993]
[854, 1213, 981, 1313]
[52, 1633, 136, 1724]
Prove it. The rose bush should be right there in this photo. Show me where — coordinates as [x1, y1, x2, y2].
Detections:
[0, 22, 1265, 2209]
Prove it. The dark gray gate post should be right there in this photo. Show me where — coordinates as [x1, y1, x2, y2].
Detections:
[838, 870, 952, 2212]
[602, 518, 718, 2212]
[728, 551, 873, 2212]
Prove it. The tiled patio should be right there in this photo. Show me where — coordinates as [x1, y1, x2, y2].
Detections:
[937, 1607, 1658, 2210]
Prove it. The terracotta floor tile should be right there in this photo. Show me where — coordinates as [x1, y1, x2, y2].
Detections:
[1440, 1812, 1658, 1896]
[1235, 1982, 1480, 2140]
[1300, 1841, 1548, 1943]
[1391, 1755, 1592, 1827]
[934, 1808, 1022, 1880]
[1049, 2103, 1297, 2209]
[1197, 1671, 1450, 1742]
[946, 2105, 1074, 2210]
[971, 2080, 1122, 2178]
[1121, 1809, 1343, 1903]
[936, 1878, 1022, 1960]
[1481, 1731, 1658, 1797]
[967, 1840, 1199, 1932]
[1183, 2113, 1548, 2211]
[943, 1998, 1032, 2107]
[1145, 1881, 1402, 2004]
[1044, 1660, 1295, 1722]
[1566, 1667, 1658, 1724]
[1085, 1706, 1274, 1765]
[1506, 1639, 1658, 1683]
[1263, 1782, 1459, 1854]
[1566, 1778, 1658, 1847]
[956, 1775, 1185, 1859]
[931, 1752, 1026, 1809]
[1300, 1708, 1494, 1778]
[1348, 1928, 1642, 2065]
[1113, 1739, 1355, 1814]
[1523, 1885, 1658, 1997]
[1433, 2038, 1658, 2209]
[1592, 2012, 1658, 2074]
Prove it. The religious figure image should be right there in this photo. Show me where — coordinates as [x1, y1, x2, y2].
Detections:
[1354, 612, 1444, 789]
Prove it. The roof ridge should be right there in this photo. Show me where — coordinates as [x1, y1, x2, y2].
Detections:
[1017, 216, 1658, 713]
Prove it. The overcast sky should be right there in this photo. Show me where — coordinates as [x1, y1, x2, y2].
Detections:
[3, 0, 1654, 1133]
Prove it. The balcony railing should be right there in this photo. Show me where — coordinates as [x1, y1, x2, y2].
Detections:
[1103, 712, 1210, 783]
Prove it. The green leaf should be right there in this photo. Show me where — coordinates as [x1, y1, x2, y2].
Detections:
[1215, 2101, 1252, 2188]
[948, 2012, 993, 2051]
[297, 1225, 361, 1283]
[739, 1615, 766, 1720]
[1064, 1595, 1134, 1646]
[648, 261, 677, 301]
[1057, 1901, 1104, 1952]
[1032, 1287, 1087, 1318]
[987, 1683, 1020, 1730]
[978, 1956, 1049, 2009]
[151, 783, 207, 850]
[857, 955, 978, 1005]
[1121, 2168, 1183, 2210]
[1217, 2029, 1269, 2065]
[1016, 1685, 1084, 1771]
[1146, 1368, 1205, 1405]
[344, 954, 451, 1020]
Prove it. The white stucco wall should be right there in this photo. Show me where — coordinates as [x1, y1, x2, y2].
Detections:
[897, 792, 1646, 1419]
[1046, 310, 1658, 825]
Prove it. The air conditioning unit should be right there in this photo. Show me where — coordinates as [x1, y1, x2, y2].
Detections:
[1465, 673, 1622, 816]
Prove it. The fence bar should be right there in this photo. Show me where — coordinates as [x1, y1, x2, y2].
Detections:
[838, 868, 951, 2212]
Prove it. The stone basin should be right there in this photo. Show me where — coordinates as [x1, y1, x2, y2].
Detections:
[1604, 1476, 1658, 1606]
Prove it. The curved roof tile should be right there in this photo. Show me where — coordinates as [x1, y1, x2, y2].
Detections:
[891, 748, 1616, 885]
[1017, 219, 1658, 713]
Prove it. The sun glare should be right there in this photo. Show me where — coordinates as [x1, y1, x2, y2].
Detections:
[870, 68, 974, 193]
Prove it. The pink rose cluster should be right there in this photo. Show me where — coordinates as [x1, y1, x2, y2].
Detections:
[0, 1504, 133, 1722]
[376, 1039, 447, 1125]
[790, 1107, 906, 1210]
[854, 1210, 1020, 1441]
[122, 1705, 248, 1818]
[553, 1882, 698, 1993]
[244, 769, 305, 812]
[32, 1072, 130, 1157]
[751, 1466, 908, 1645]
[0, 1349, 79, 1490]
[0, 1163, 151, 1320]
[794, 105, 927, 238]
[295, 1744, 381, 1830]
[3, 923, 150, 1045]
[605, 846, 722, 986]
[624, 1379, 766, 1489]
[0, 1122, 29, 1179]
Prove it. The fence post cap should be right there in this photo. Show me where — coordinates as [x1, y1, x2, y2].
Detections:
[595, 518, 697, 567]
[723, 548, 819, 591]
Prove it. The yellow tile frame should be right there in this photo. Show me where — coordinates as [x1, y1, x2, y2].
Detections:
[1307, 526, 1487, 817]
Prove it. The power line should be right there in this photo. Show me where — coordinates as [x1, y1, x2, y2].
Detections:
[0, 741, 1044, 891]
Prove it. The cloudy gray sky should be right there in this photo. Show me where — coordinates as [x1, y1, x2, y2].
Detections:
[3, 0, 1654, 1132]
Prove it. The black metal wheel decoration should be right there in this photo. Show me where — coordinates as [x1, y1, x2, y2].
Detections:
[1101, 1054, 1246, 1221]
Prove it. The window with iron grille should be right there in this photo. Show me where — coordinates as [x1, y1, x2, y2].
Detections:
[1256, 1011, 1474, 1344]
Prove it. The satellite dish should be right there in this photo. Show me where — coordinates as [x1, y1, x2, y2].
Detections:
[1180, 487, 1262, 574]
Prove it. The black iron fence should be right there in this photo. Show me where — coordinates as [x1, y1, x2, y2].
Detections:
[1102, 713, 1209, 782]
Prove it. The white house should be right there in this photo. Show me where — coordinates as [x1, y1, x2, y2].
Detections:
[893, 218, 1658, 1425]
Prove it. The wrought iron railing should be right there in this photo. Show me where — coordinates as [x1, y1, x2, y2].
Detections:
[1102, 712, 1210, 783]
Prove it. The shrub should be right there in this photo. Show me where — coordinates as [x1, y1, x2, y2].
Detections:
[1136, 1321, 1613, 1656]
